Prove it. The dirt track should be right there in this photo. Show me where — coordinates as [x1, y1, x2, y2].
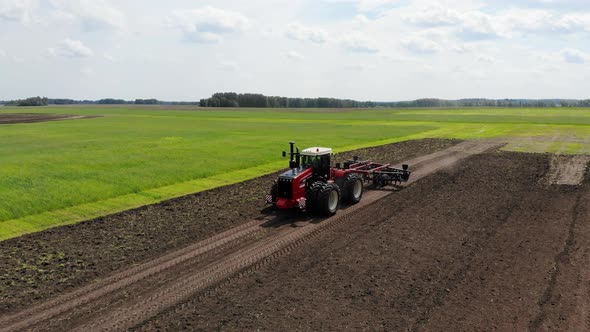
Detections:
[1, 139, 589, 331]
[0, 113, 97, 124]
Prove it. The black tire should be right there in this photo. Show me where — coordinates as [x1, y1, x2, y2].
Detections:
[305, 181, 325, 213]
[317, 182, 341, 216]
[341, 173, 363, 204]
[269, 182, 278, 206]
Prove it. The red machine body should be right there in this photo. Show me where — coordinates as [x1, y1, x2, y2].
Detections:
[275, 167, 313, 210]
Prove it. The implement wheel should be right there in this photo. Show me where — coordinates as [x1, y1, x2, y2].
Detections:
[342, 173, 363, 204]
[317, 182, 341, 216]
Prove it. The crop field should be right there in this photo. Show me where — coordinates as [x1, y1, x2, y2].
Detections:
[1, 106, 590, 241]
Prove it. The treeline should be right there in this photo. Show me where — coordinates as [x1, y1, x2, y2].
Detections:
[393, 98, 590, 108]
[199, 92, 376, 108]
[0, 97, 200, 106]
[199, 93, 590, 108]
[2, 94, 590, 108]
[4, 96, 49, 106]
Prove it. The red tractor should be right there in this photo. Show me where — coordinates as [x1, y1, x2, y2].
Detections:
[266, 142, 411, 216]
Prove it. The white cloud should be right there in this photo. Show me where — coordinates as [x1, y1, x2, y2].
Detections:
[492, 0, 590, 10]
[0, 49, 6, 57]
[501, 9, 590, 35]
[11, 55, 25, 63]
[554, 14, 590, 33]
[403, 5, 461, 27]
[357, 0, 399, 12]
[0, 0, 37, 25]
[340, 34, 378, 53]
[2, 1, 590, 101]
[402, 36, 441, 54]
[503, 9, 556, 33]
[458, 11, 507, 40]
[344, 63, 375, 71]
[452, 43, 476, 54]
[169, 7, 248, 44]
[48, 39, 94, 58]
[217, 61, 239, 71]
[285, 24, 328, 44]
[397, 6, 508, 41]
[286, 50, 304, 60]
[49, 0, 126, 31]
[81, 67, 96, 77]
[477, 55, 496, 63]
[381, 54, 412, 63]
[352, 14, 370, 25]
[401, 7, 590, 42]
[560, 48, 588, 63]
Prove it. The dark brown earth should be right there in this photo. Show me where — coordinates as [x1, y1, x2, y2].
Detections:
[0, 138, 457, 314]
[140, 151, 590, 332]
[0, 113, 97, 124]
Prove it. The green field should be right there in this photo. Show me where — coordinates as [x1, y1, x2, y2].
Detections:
[2, 106, 590, 241]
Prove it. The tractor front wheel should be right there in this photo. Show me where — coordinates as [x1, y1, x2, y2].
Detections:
[317, 183, 341, 216]
[305, 181, 325, 213]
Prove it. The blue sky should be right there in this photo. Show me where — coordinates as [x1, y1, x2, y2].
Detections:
[0, 0, 589, 101]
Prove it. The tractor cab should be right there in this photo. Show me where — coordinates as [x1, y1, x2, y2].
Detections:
[301, 147, 332, 179]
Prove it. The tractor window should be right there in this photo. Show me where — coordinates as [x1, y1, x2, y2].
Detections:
[301, 155, 319, 169]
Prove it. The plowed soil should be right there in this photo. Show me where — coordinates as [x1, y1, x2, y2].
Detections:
[0, 138, 457, 314]
[141, 151, 590, 331]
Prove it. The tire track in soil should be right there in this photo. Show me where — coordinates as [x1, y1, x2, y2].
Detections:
[76, 191, 394, 332]
[530, 194, 582, 331]
[578, 191, 590, 332]
[0, 219, 270, 332]
[581, 252, 590, 332]
[587, 271, 590, 332]
[540, 187, 590, 332]
[412, 199, 524, 330]
[0, 140, 502, 332]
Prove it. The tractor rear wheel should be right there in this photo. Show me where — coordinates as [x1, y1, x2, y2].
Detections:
[342, 173, 363, 204]
[317, 182, 341, 216]
[305, 181, 325, 213]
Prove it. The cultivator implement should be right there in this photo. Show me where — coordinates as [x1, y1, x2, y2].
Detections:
[337, 157, 410, 187]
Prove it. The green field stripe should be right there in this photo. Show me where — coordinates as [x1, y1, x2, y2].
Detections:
[0, 160, 283, 241]
[2, 106, 590, 242]
[0, 133, 431, 241]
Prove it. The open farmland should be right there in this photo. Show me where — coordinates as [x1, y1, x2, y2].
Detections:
[1, 138, 589, 331]
[2, 106, 590, 240]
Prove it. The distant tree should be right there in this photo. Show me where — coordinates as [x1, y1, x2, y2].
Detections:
[6, 96, 49, 106]
[134, 99, 159, 105]
[50, 98, 76, 105]
[96, 98, 129, 104]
